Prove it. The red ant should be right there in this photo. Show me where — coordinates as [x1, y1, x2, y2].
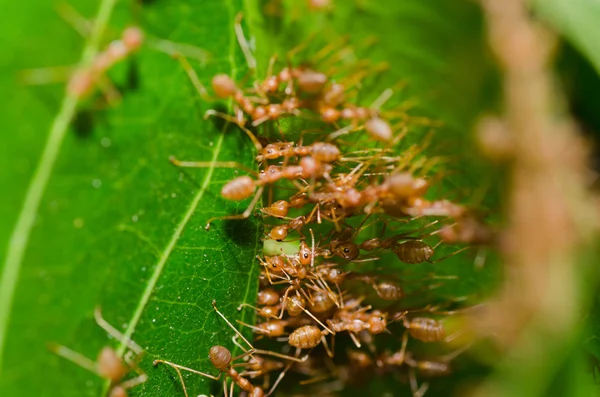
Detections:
[154, 301, 307, 397]
[49, 307, 147, 397]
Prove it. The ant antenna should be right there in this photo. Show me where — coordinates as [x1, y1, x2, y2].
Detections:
[234, 13, 256, 72]
[212, 300, 254, 351]
[47, 343, 99, 375]
[94, 307, 143, 355]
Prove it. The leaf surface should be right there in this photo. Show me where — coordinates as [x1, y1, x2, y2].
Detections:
[0, 1, 261, 396]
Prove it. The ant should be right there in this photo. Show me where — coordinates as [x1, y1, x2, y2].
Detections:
[154, 300, 307, 397]
[169, 154, 333, 230]
[49, 307, 147, 397]
[69, 27, 144, 102]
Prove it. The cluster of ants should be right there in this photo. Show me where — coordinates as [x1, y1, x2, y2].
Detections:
[50, 19, 491, 397]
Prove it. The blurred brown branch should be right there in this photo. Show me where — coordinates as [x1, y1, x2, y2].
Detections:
[473, 0, 599, 394]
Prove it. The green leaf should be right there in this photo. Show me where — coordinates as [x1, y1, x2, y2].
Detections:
[532, 0, 600, 75]
[0, 1, 261, 396]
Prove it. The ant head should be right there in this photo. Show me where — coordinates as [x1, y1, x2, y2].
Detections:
[263, 144, 280, 159]
[298, 241, 312, 266]
[209, 345, 232, 370]
[369, 312, 388, 334]
[269, 225, 288, 241]
[333, 241, 359, 260]
[269, 200, 290, 218]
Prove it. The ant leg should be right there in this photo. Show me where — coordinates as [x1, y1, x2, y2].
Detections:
[205, 186, 264, 230]
[212, 300, 254, 351]
[238, 303, 278, 319]
[169, 156, 257, 176]
[370, 88, 394, 111]
[123, 350, 145, 375]
[173, 53, 211, 101]
[120, 373, 148, 390]
[96, 74, 122, 106]
[300, 306, 334, 335]
[153, 359, 220, 380]
[156, 361, 189, 397]
[47, 343, 99, 375]
[265, 357, 295, 397]
[397, 331, 409, 365]
[55, 2, 92, 37]
[348, 332, 362, 348]
[408, 367, 429, 397]
[321, 335, 334, 358]
[226, 378, 233, 397]
[94, 307, 143, 355]
[18, 65, 75, 86]
[252, 348, 308, 363]
[327, 124, 356, 141]
[236, 319, 273, 337]
[309, 228, 316, 269]
[428, 246, 471, 264]
[234, 13, 256, 72]
[204, 110, 263, 151]
[277, 287, 292, 319]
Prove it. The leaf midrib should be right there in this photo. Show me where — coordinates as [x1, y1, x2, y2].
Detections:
[0, 0, 119, 375]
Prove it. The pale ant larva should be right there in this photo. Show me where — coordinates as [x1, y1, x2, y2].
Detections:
[154, 301, 307, 397]
[49, 307, 147, 397]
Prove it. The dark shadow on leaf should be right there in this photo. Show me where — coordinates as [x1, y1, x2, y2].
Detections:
[71, 109, 95, 138]
[222, 216, 261, 249]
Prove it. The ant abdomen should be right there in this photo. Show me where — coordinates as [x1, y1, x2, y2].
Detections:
[212, 74, 238, 98]
[407, 317, 445, 342]
[374, 281, 404, 301]
[385, 173, 429, 198]
[296, 69, 328, 94]
[97, 347, 126, 382]
[258, 288, 280, 306]
[288, 325, 322, 349]
[255, 320, 287, 336]
[310, 142, 341, 163]
[392, 240, 434, 264]
[209, 345, 232, 370]
[364, 117, 392, 142]
[221, 176, 256, 200]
